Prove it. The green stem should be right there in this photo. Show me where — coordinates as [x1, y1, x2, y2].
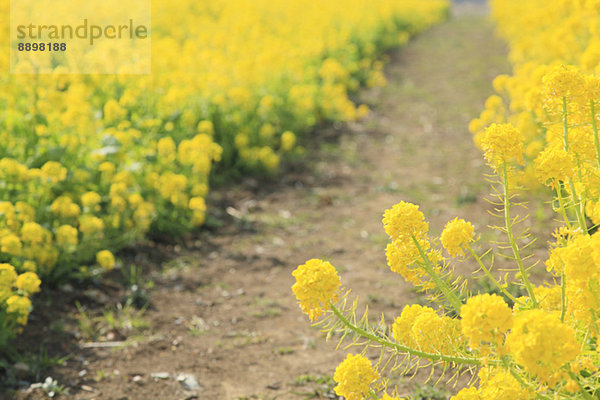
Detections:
[562, 96, 587, 233]
[411, 236, 463, 314]
[586, 286, 600, 336]
[555, 183, 571, 228]
[591, 100, 600, 170]
[560, 272, 566, 323]
[563, 96, 569, 152]
[576, 157, 584, 184]
[567, 178, 587, 233]
[467, 246, 522, 306]
[502, 163, 537, 306]
[329, 302, 481, 366]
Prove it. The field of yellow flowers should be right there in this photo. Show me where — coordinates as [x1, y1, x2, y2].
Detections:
[0, 0, 450, 351]
[12, 0, 600, 398]
[9, 3, 509, 397]
[291, 0, 600, 399]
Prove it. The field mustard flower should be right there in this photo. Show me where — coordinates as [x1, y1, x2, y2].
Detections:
[333, 353, 380, 400]
[292, 259, 341, 321]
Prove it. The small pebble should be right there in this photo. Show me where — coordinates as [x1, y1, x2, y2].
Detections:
[176, 373, 200, 391]
[150, 372, 170, 380]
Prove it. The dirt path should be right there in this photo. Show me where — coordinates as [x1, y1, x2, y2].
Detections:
[11, 3, 511, 400]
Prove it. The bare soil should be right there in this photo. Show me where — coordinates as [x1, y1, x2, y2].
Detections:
[5, 3, 546, 400]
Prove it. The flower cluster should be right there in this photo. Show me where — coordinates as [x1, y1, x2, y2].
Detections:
[382, 201, 429, 241]
[382, 202, 445, 289]
[470, 0, 600, 200]
[478, 123, 524, 169]
[452, 367, 534, 400]
[506, 309, 579, 385]
[440, 218, 475, 257]
[291, 259, 341, 321]
[333, 353, 380, 400]
[392, 304, 460, 354]
[0, 264, 40, 328]
[460, 294, 512, 350]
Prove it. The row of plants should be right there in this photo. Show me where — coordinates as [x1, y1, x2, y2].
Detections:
[0, 0, 451, 349]
[292, 0, 600, 399]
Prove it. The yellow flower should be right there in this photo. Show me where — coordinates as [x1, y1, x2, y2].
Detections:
[469, 118, 484, 135]
[533, 143, 576, 187]
[478, 367, 534, 400]
[134, 202, 155, 232]
[564, 379, 579, 393]
[547, 233, 600, 286]
[393, 304, 429, 347]
[533, 285, 562, 313]
[412, 311, 460, 353]
[196, 120, 214, 135]
[506, 309, 579, 384]
[1, 233, 22, 256]
[109, 182, 128, 198]
[15, 202, 35, 223]
[0, 263, 17, 287]
[393, 304, 460, 353]
[157, 173, 187, 202]
[542, 65, 587, 104]
[478, 123, 524, 168]
[259, 124, 276, 140]
[21, 222, 49, 244]
[191, 211, 206, 226]
[40, 161, 67, 183]
[21, 261, 36, 272]
[382, 201, 428, 241]
[280, 131, 296, 152]
[291, 259, 341, 321]
[128, 194, 144, 208]
[79, 215, 105, 236]
[460, 294, 512, 349]
[561, 234, 599, 282]
[386, 239, 424, 286]
[258, 147, 280, 171]
[333, 353, 379, 400]
[81, 191, 102, 209]
[189, 197, 206, 212]
[0, 287, 11, 303]
[357, 104, 370, 119]
[189, 197, 207, 226]
[6, 295, 32, 325]
[450, 387, 481, 400]
[103, 99, 126, 124]
[110, 196, 127, 212]
[14, 272, 41, 294]
[234, 133, 250, 149]
[440, 218, 475, 257]
[157, 136, 177, 159]
[96, 250, 115, 270]
[98, 161, 116, 174]
[56, 225, 79, 247]
[50, 196, 81, 219]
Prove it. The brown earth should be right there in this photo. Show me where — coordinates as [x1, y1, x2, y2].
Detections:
[6, 3, 554, 400]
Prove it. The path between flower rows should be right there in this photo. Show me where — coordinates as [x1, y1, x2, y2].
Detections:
[13, 3, 511, 400]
